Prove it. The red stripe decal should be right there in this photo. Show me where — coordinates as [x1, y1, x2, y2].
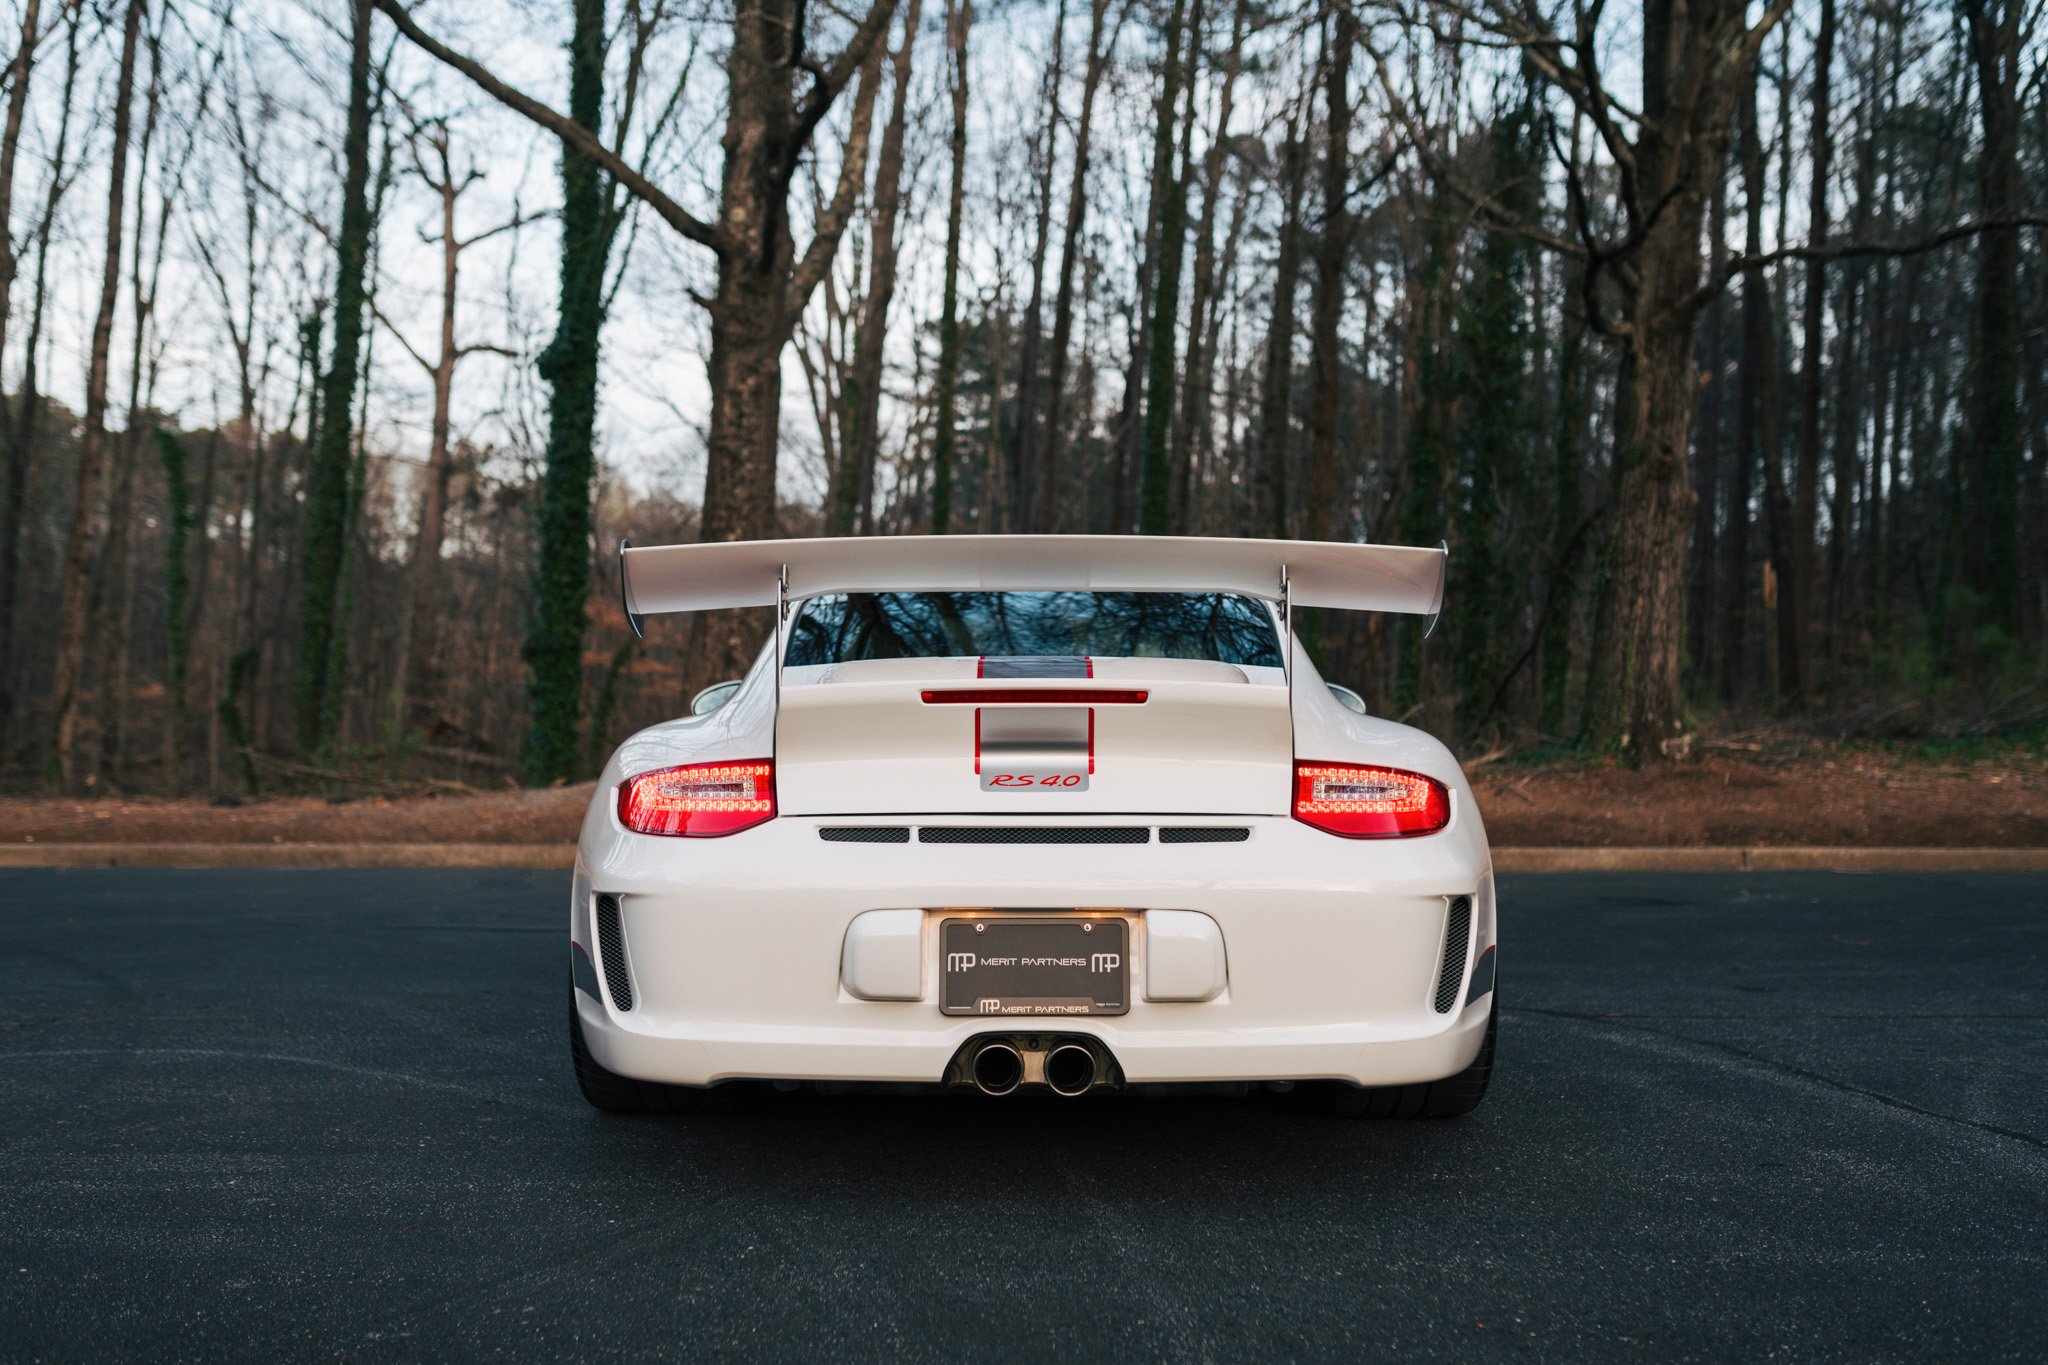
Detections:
[1088, 708, 1096, 774]
[974, 707, 982, 775]
[922, 688, 1147, 705]
[1085, 656, 1094, 678]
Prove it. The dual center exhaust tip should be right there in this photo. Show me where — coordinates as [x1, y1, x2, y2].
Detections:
[969, 1040, 1102, 1097]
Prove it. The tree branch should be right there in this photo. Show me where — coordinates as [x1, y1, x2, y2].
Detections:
[1694, 215, 2048, 309]
[369, 0, 725, 254]
[786, 38, 884, 323]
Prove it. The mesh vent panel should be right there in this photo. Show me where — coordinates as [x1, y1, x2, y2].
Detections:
[918, 826, 1150, 845]
[819, 826, 912, 843]
[1433, 895, 1472, 1014]
[595, 893, 633, 1012]
[1158, 827, 1251, 843]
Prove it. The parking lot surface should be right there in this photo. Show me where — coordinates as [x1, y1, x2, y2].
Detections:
[1, 868, 2043, 1361]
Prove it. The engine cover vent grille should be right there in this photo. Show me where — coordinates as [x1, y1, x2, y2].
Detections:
[918, 826, 1151, 845]
[819, 826, 912, 843]
[595, 893, 633, 1012]
[1158, 827, 1251, 843]
[1433, 895, 1472, 1014]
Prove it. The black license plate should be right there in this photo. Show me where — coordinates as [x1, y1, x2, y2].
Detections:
[940, 917, 1129, 1016]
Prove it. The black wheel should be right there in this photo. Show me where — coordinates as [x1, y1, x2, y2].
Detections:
[1313, 999, 1495, 1120]
[569, 992, 754, 1115]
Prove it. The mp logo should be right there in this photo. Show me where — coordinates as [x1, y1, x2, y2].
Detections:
[1090, 952, 1121, 974]
[946, 952, 977, 972]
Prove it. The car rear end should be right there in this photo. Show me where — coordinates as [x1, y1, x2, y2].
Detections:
[572, 563, 1496, 1107]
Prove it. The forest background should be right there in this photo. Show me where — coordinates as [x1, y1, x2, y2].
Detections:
[0, 0, 2041, 800]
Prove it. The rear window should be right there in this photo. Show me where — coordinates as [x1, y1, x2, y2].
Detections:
[784, 591, 1284, 668]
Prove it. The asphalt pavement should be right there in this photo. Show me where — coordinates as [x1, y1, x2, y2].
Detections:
[1, 868, 2043, 1362]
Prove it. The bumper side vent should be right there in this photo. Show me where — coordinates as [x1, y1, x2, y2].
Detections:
[1158, 827, 1250, 843]
[919, 826, 1150, 845]
[1433, 895, 1472, 1014]
[595, 893, 634, 1012]
[820, 826, 912, 843]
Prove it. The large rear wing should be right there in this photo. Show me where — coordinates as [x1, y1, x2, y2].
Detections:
[618, 534, 1446, 635]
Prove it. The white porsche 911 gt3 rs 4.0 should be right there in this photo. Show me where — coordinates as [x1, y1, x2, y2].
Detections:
[570, 535, 1497, 1118]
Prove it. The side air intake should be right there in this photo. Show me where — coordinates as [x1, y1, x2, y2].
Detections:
[595, 893, 634, 1012]
[1433, 895, 1472, 1014]
[1158, 827, 1250, 843]
[819, 826, 912, 843]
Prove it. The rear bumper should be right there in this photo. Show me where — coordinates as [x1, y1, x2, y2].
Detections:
[572, 809, 1497, 1089]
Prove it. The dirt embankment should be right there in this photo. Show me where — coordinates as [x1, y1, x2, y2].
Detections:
[0, 749, 2041, 847]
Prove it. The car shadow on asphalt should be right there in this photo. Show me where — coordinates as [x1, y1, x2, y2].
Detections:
[567, 1089, 1495, 1202]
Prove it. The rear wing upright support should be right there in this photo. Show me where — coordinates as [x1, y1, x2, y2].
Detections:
[773, 562, 790, 712]
[619, 538, 645, 639]
[1278, 565, 1293, 713]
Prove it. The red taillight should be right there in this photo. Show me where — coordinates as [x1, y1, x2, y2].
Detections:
[1292, 761, 1450, 838]
[921, 688, 1149, 705]
[618, 760, 775, 837]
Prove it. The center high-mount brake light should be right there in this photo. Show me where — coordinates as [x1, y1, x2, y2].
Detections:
[1292, 761, 1450, 838]
[619, 760, 775, 837]
[920, 688, 1149, 705]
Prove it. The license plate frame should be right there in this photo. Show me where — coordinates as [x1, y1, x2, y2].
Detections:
[940, 917, 1129, 1017]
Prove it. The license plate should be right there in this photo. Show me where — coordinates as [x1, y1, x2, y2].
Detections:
[941, 917, 1128, 1016]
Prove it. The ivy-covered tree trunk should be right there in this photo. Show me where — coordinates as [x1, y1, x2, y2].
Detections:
[1452, 98, 1539, 731]
[523, 0, 609, 784]
[154, 430, 192, 796]
[1959, 0, 2023, 644]
[1136, 0, 1193, 536]
[294, 0, 374, 758]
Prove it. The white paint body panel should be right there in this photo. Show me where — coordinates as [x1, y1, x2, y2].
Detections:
[574, 600, 1496, 1089]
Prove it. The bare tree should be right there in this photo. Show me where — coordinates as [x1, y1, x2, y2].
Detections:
[383, 116, 526, 730]
[832, 0, 923, 536]
[929, 0, 971, 533]
[48, 0, 145, 791]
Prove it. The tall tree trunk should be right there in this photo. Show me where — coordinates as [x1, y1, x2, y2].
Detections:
[1787, 0, 1834, 704]
[1172, 0, 1245, 534]
[1005, 0, 1065, 529]
[1542, 254, 1588, 734]
[928, 0, 970, 534]
[524, 0, 609, 782]
[1722, 73, 1770, 701]
[1039, 0, 1116, 533]
[0, 0, 41, 420]
[392, 136, 466, 731]
[1254, 110, 1306, 539]
[1575, 0, 1779, 760]
[833, 0, 923, 537]
[295, 0, 374, 758]
[155, 430, 192, 795]
[47, 0, 144, 791]
[1137, 0, 1195, 535]
[1301, 1, 1352, 543]
[0, 0, 73, 741]
[1959, 0, 2022, 641]
[1689, 149, 1728, 692]
[100, 15, 166, 786]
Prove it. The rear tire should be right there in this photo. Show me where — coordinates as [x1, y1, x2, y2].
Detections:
[570, 992, 754, 1115]
[1314, 999, 1495, 1120]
